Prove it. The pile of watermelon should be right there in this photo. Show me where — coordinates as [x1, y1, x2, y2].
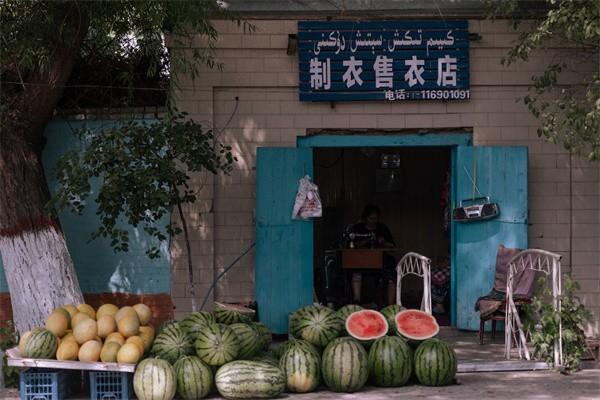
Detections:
[132, 302, 457, 400]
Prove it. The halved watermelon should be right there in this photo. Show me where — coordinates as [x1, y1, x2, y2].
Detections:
[395, 309, 439, 341]
[346, 310, 388, 341]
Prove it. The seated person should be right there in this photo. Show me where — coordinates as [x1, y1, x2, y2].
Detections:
[350, 204, 397, 306]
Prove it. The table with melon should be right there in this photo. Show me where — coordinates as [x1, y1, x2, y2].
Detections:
[10, 302, 458, 399]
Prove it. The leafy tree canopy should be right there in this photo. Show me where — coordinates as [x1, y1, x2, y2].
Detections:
[487, 0, 599, 161]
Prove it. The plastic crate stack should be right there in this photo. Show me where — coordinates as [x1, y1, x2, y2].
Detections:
[89, 371, 131, 400]
[19, 369, 68, 400]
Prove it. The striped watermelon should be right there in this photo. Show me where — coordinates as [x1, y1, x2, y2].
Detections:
[228, 323, 261, 359]
[195, 324, 240, 366]
[134, 358, 176, 400]
[395, 309, 440, 341]
[173, 356, 213, 400]
[158, 320, 178, 334]
[368, 336, 413, 386]
[321, 337, 369, 393]
[151, 323, 194, 364]
[288, 305, 312, 338]
[253, 322, 272, 351]
[291, 305, 341, 347]
[414, 339, 457, 386]
[275, 339, 319, 360]
[22, 328, 58, 359]
[180, 312, 216, 340]
[215, 360, 285, 399]
[380, 304, 406, 335]
[279, 344, 320, 393]
[336, 304, 363, 335]
[214, 302, 254, 324]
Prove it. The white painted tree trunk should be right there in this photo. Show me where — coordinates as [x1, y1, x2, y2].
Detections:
[0, 226, 83, 334]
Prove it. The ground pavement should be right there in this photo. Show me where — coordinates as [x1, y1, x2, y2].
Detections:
[1, 368, 598, 399]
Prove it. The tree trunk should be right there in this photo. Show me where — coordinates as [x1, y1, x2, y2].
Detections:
[0, 11, 88, 334]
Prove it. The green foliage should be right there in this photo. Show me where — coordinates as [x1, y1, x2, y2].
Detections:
[523, 276, 591, 373]
[0, 322, 19, 388]
[50, 112, 234, 258]
[486, 0, 600, 161]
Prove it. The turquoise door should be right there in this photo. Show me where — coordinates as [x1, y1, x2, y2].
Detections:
[453, 146, 528, 330]
[256, 147, 314, 334]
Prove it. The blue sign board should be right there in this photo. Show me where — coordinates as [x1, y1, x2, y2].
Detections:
[298, 20, 470, 102]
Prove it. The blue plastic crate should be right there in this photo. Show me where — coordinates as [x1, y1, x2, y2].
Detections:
[19, 369, 68, 400]
[89, 371, 131, 400]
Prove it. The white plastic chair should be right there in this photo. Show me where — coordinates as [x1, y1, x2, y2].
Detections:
[396, 252, 432, 314]
[504, 249, 563, 366]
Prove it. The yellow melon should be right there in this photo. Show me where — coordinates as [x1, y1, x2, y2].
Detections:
[96, 304, 119, 320]
[73, 318, 97, 344]
[71, 312, 91, 327]
[115, 306, 137, 323]
[97, 315, 117, 338]
[18, 330, 33, 355]
[56, 340, 79, 361]
[78, 340, 102, 362]
[62, 332, 76, 343]
[62, 304, 78, 319]
[105, 332, 126, 346]
[138, 326, 155, 351]
[116, 343, 141, 364]
[125, 336, 145, 354]
[45, 311, 69, 337]
[77, 304, 96, 320]
[100, 342, 121, 363]
[52, 307, 72, 328]
[132, 304, 152, 325]
[117, 315, 139, 338]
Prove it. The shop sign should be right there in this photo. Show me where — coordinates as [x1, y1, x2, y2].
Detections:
[298, 20, 470, 102]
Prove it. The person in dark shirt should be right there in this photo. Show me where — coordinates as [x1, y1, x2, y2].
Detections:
[350, 204, 397, 306]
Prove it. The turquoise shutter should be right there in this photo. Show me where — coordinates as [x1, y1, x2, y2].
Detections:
[255, 147, 314, 334]
[453, 146, 528, 330]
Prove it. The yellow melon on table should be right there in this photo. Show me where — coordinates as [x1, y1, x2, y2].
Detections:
[46, 311, 69, 337]
[62, 331, 76, 343]
[52, 307, 72, 328]
[100, 342, 121, 363]
[96, 304, 119, 320]
[56, 340, 79, 361]
[116, 343, 141, 364]
[62, 304, 78, 319]
[78, 340, 102, 362]
[73, 318, 97, 344]
[133, 304, 152, 325]
[71, 312, 91, 327]
[76, 304, 96, 320]
[115, 306, 137, 323]
[117, 315, 140, 338]
[97, 315, 117, 338]
[105, 332, 126, 346]
[125, 336, 145, 355]
[138, 326, 155, 351]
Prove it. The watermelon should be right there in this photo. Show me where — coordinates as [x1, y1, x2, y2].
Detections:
[22, 328, 57, 359]
[214, 302, 255, 324]
[173, 356, 213, 400]
[279, 344, 321, 393]
[228, 323, 261, 359]
[336, 304, 363, 335]
[151, 322, 194, 364]
[181, 312, 216, 340]
[321, 337, 369, 393]
[291, 305, 341, 347]
[195, 324, 240, 366]
[134, 358, 177, 400]
[395, 309, 439, 341]
[368, 336, 413, 387]
[253, 322, 272, 350]
[414, 339, 457, 386]
[158, 320, 178, 334]
[215, 360, 285, 399]
[346, 310, 388, 343]
[380, 304, 406, 335]
[288, 305, 314, 338]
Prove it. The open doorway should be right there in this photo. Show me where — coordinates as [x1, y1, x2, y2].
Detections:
[313, 146, 452, 325]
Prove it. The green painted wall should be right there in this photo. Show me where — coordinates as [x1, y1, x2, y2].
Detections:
[0, 119, 171, 294]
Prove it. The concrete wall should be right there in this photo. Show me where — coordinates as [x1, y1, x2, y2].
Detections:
[171, 19, 599, 335]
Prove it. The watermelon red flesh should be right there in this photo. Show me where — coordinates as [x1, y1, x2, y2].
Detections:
[395, 309, 439, 340]
[346, 310, 388, 340]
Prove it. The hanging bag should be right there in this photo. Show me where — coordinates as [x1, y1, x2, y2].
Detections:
[292, 175, 323, 220]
